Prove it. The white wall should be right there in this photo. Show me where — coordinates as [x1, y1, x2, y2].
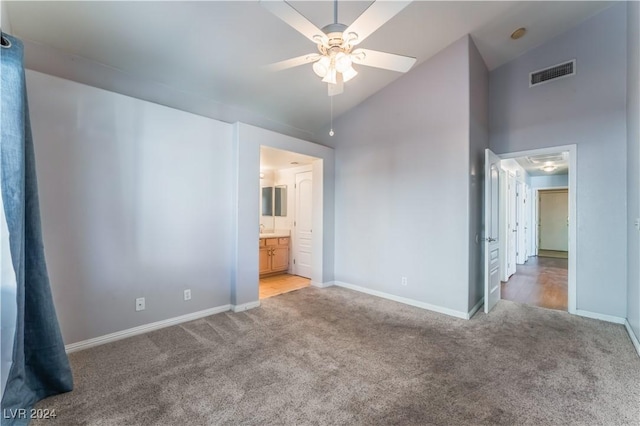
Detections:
[27, 70, 234, 345]
[627, 0, 640, 344]
[324, 36, 477, 316]
[500, 159, 530, 185]
[490, 4, 628, 318]
[530, 174, 568, 189]
[468, 37, 490, 311]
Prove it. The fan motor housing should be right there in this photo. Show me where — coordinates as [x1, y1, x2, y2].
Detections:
[322, 23, 348, 47]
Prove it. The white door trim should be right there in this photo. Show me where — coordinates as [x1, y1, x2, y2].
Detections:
[498, 144, 577, 314]
[533, 186, 569, 256]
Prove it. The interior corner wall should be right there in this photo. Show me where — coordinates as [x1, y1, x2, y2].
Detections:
[326, 36, 472, 315]
[233, 123, 335, 306]
[468, 37, 489, 312]
[627, 0, 640, 341]
[26, 70, 235, 345]
[1, 1, 11, 33]
[489, 3, 628, 318]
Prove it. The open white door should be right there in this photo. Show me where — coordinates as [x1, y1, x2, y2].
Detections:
[484, 149, 502, 313]
[294, 171, 313, 278]
[506, 174, 517, 276]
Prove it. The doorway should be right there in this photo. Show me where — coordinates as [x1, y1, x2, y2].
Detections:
[491, 146, 576, 313]
[258, 147, 318, 299]
[538, 189, 569, 257]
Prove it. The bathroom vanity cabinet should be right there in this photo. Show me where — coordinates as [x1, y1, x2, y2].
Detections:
[259, 237, 290, 277]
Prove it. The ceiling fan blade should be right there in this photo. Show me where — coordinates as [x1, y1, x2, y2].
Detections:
[264, 54, 320, 72]
[328, 74, 344, 96]
[344, 1, 412, 46]
[351, 48, 416, 73]
[261, 0, 328, 45]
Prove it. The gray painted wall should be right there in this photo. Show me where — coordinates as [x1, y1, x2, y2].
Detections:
[27, 70, 234, 344]
[1, 1, 11, 32]
[627, 0, 640, 341]
[530, 174, 568, 189]
[325, 36, 473, 315]
[490, 4, 628, 317]
[468, 37, 489, 311]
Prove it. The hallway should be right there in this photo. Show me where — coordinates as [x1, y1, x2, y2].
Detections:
[501, 256, 568, 311]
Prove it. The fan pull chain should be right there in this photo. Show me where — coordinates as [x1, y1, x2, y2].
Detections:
[329, 96, 335, 137]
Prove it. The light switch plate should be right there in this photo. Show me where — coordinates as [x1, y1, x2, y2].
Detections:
[635, 218, 640, 231]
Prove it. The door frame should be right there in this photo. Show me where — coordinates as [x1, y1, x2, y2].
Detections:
[232, 123, 334, 310]
[533, 186, 569, 256]
[497, 145, 577, 314]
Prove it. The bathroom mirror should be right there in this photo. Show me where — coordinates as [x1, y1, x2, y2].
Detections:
[261, 187, 273, 216]
[261, 185, 287, 217]
[274, 185, 287, 216]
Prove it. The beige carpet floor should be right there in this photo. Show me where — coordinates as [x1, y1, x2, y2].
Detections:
[34, 286, 640, 425]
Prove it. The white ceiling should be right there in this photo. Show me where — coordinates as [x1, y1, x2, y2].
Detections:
[260, 146, 317, 171]
[5, 1, 614, 139]
[515, 152, 569, 177]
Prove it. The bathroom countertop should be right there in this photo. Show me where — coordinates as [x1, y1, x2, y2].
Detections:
[259, 231, 290, 239]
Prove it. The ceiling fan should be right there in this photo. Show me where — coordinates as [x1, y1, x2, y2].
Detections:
[262, 0, 416, 96]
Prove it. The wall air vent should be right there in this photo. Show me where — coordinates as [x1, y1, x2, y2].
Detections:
[529, 60, 575, 87]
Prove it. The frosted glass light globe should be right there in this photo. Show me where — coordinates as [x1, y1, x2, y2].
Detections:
[334, 52, 352, 73]
[313, 56, 331, 78]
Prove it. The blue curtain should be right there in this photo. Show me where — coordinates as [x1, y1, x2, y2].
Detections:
[0, 34, 73, 424]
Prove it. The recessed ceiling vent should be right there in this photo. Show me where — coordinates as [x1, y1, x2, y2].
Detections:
[529, 60, 575, 87]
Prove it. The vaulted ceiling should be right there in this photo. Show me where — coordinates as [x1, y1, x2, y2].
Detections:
[5, 1, 613, 140]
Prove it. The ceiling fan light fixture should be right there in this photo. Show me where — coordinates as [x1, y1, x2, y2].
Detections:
[313, 56, 331, 77]
[334, 52, 352, 73]
[322, 68, 338, 85]
[342, 65, 358, 82]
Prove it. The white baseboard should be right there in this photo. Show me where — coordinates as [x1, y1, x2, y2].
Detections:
[231, 300, 260, 312]
[311, 280, 334, 288]
[333, 281, 470, 320]
[574, 309, 626, 324]
[468, 297, 484, 319]
[65, 304, 231, 353]
[625, 320, 640, 358]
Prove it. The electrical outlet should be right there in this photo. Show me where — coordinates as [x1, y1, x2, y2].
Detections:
[184, 289, 191, 301]
[135, 297, 145, 311]
[401, 277, 408, 286]
[635, 218, 640, 231]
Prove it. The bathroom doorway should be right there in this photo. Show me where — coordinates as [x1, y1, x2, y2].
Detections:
[258, 146, 318, 299]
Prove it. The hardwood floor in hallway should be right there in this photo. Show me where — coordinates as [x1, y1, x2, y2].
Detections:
[259, 274, 310, 299]
[501, 256, 568, 311]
